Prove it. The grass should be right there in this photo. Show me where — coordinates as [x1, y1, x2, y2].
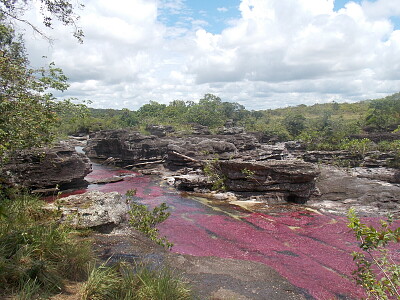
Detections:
[80, 262, 192, 300]
[0, 191, 193, 299]
[0, 192, 92, 298]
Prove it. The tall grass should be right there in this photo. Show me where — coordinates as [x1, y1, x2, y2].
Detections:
[80, 262, 193, 300]
[0, 192, 92, 298]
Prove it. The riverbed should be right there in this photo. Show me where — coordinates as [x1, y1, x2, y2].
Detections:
[67, 158, 399, 300]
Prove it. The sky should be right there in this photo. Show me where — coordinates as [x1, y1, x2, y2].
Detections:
[22, 0, 400, 110]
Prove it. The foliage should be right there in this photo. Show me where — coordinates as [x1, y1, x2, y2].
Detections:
[128, 201, 173, 249]
[203, 157, 227, 191]
[0, 19, 69, 160]
[0, 192, 92, 298]
[282, 113, 306, 138]
[0, 0, 84, 42]
[347, 208, 400, 299]
[339, 138, 374, 157]
[80, 261, 192, 300]
[0, 0, 84, 161]
[365, 93, 400, 132]
[52, 99, 91, 137]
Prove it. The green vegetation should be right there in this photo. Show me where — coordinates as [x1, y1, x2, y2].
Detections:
[0, 192, 190, 299]
[52, 93, 400, 157]
[128, 201, 173, 249]
[81, 261, 192, 300]
[348, 209, 400, 299]
[0, 0, 85, 161]
[0, 192, 92, 298]
[203, 157, 227, 191]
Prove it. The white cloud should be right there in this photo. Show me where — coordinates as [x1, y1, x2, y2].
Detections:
[20, 0, 400, 110]
[217, 7, 229, 13]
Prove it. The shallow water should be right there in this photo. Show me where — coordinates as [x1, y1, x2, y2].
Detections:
[66, 160, 400, 300]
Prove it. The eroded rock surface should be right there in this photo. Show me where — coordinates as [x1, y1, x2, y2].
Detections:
[309, 165, 400, 216]
[47, 191, 130, 230]
[2, 145, 91, 190]
[218, 159, 320, 203]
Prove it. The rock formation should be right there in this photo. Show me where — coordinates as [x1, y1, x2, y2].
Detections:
[46, 191, 130, 231]
[2, 145, 91, 191]
[217, 159, 319, 204]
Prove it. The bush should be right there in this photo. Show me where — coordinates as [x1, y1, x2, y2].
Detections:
[128, 201, 173, 249]
[347, 208, 400, 299]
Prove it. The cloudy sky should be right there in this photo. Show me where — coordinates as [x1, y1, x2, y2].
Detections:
[23, 0, 400, 110]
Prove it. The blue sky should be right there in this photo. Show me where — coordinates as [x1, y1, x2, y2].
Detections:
[159, 0, 400, 33]
[25, 0, 400, 110]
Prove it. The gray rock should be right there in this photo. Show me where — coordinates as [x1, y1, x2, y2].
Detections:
[48, 191, 130, 230]
[309, 165, 400, 216]
[217, 159, 320, 203]
[2, 145, 91, 190]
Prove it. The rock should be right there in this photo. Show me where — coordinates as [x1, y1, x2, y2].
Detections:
[302, 150, 398, 168]
[146, 124, 175, 137]
[173, 174, 212, 191]
[191, 124, 211, 135]
[217, 159, 320, 204]
[351, 167, 400, 183]
[47, 191, 130, 231]
[217, 126, 245, 135]
[89, 176, 124, 184]
[309, 165, 400, 216]
[2, 145, 91, 190]
[84, 129, 169, 165]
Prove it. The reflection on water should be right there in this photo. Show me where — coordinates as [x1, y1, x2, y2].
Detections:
[63, 160, 400, 300]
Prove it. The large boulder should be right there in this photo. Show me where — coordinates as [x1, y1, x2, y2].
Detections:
[47, 191, 130, 230]
[217, 159, 320, 203]
[2, 146, 91, 190]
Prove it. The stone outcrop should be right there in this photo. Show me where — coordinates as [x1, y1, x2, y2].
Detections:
[309, 165, 400, 216]
[47, 191, 130, 230]
[217, 159, 320, 204]
[84, 129, 262, 169]
[2, 145, 91, 190]
[302, 150, 398, 168]
[84, 130, 169, 165]
[146, 124, 175, 137]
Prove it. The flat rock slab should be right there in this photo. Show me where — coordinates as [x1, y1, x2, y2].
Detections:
[47, 191, 130, 230]
[92, 230, 306, 300]
[309, 165, 400, 216]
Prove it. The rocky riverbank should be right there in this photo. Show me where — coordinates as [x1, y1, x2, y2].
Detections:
[83, 128, 400, 217]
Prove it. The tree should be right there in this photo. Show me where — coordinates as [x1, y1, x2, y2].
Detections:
[365, 93, 400, 132]
[0, 1, 83, 161]
[186, 94, 226, 128]
[282, 113, 306, 138]
[0, 0, 83, 42]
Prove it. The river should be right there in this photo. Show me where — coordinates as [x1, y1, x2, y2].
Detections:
[67, 153, 399, 299]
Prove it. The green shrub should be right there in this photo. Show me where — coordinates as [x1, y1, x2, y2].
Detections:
[347, 209, 400, 299]
[203, 157, 227, 191]
[128, 202, 173, 249]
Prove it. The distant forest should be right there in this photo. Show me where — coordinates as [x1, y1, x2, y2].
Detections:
[58, 92, 400, 151]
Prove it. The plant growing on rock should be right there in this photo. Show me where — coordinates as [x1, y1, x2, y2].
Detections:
[128, 202, 173, 249]
[347, 208, 400, 299]
[203, 157, 227, 191]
